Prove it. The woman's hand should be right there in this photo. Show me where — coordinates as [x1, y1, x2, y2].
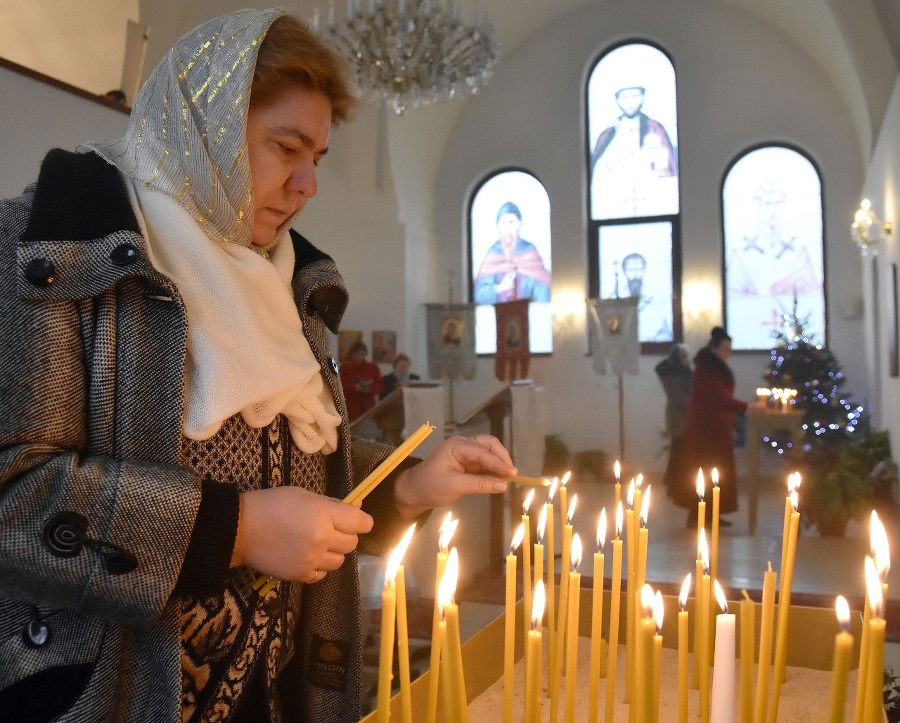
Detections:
[393, 434, 517, 519]
[230, 486, 374, 582]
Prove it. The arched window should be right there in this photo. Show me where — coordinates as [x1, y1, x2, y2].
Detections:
[468, 169, 553, 355]
[722, 144, 826, 350]
[586, 41, 682, 351]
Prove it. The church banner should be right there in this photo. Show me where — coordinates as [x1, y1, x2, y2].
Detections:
[587, 296, 640, 375]
[494, 299, 530, 382]
[425, 303, 477, 380]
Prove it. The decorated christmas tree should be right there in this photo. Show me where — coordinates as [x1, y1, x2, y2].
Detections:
[763, 298, 866, 451]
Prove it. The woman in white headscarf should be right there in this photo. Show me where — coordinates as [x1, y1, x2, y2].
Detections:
[0, 9, 515, 722]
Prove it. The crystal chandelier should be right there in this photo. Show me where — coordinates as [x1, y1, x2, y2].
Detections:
[313, 0, 499, 115]
[851, 198, 892, 251]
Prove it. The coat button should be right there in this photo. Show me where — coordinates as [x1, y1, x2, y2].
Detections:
[23, 618, 50, 649]
[24, 258, 56, 287]
[329, 357, 339, 374]
[110, 243, 138, 266]
[41, 511, 88, 558]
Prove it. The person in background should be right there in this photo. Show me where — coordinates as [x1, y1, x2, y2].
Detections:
[380, 353, 420, 399]
[674, 327, 755, 527]
[340, 340, 384, 421]
[0, 10, 516, 721]
[655, 343, 691, 496]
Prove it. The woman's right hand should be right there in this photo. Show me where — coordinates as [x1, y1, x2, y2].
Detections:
[230, 487, 374, 582]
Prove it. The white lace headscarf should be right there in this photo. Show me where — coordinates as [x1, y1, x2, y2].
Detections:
[83, 8, 342, 454]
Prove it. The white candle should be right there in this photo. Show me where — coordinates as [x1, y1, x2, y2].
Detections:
[710, 580, 736, 723]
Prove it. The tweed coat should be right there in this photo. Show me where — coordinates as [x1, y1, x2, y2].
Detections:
[0, 149, 408, 722]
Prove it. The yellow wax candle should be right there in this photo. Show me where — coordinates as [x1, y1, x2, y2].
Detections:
[753, 563, 777, 723]
[625, 480, 637, 706]
[563, 535, 583, 723]
[768, 500, 799, 723]
[827, 596, 853, 723]
[740, 591, 755, 723]
[693, 532, 706, 691]
[557, 494, 577, 677]
[550, 542, 570, 722]
[777, 474, 797, 603]
[696, 469, 707, 546]
[523, 489, 535, 650]
[558, 470, 571, 560]
[605, 503, 624, 723]
[614, 460, 622, 513]
[376, 576, 396, 723]
[397, 565, 413, 723]
[438, 616, 456, 723]
[700, 571, 711, 723]
[863, 556, 887, 723]
[636, 584, 656, 723]
[504, 523, 525, 723]
[377, 525, 416, 723]
[535, 503, 548, 621]
[445, 601, 469, 723]
[525, 581, 546, 723]
[546, 478, 558, 694]
[652, 590, 664, 723]
[853, 596, 872, 723]
[588, 509, 608, 723]
[678, 575, 692, 723]
[426, 514, 457, 723]
[711, 469, 720, 585]
[856, 510, 891, 722]
[438, 548, 467, 723]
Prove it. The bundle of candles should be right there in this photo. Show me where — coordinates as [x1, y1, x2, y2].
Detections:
[755, 387, 799, 412]
[371, 463, 891, 722]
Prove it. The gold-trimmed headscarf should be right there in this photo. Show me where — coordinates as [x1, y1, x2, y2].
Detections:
[84, 7, 287, 249]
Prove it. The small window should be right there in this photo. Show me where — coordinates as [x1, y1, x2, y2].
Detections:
[722, 145, 826, 350]
[469, 169, 553, 355]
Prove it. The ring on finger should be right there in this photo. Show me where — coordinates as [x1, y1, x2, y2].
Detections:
[308, 570, 320, 584]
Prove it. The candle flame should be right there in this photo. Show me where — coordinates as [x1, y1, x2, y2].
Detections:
[789, 489, 798, 512]
[636, 473, 644, 489]
[560, 470, 572, 487]
[641, 583, 654, 617]
[654, 590, 665, 633]
[523, 489, 535, 514]
[871, 511, 891, 582]
[385, 523, 417, 584]
[711, 468, 719, 488]
[699, 528, 709, 571]
[571, 533, 583, 570]
[438, 547, 459, 613]
[639, 485, 651, 527]
[567, 493, 578, 523]
[787, 471, 802, 493]
[615, 501, 624, 539]
[537, 504, 548, 543]
[696, 469, 705, 500]
[439, 515, 459, 553]
[835, 595, 851, 631]
[627, 479, 635, 509]
[679, 574, 692, 611]
[510, 522, 525, 555]
[532, 579, 545, 629]
[713, 580, 728, 613]
[548, 477, 558, 502]
[865, 555, 884, 619]
[614, 460, 621, 481]
[598, 508, 607, 552]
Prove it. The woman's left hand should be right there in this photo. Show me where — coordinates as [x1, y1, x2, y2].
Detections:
[393, 434, 517, 519]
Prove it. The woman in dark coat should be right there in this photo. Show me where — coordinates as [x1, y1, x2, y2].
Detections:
[674, 327, 749, 522]
[655, 343, 692, 495]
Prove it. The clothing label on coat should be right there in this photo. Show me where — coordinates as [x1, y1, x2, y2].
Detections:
[308, 633, 348, 690]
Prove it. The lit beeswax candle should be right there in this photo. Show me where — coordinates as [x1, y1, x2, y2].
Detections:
[711, 468, 720, 586]
[693, 532, 705, 691]
[533, 506, 547, 692]
[863, 556, 887, 723]
[767, 491, 799, 723]
[377, 529, 414, 723]
[564, 534, 583, 723]
[588, 508, 608, 723]
[504, 523, 526, 723]
[710, 581, 735, 723]
[525, 581, 546, 723]
[652, 590, 664, 723]
[753, 563, 776, 723]
[636, 584, 656, 722]
[699, 532, 711, 723]
[827, 595, 853, 723]
[550, 495, 577, 721]
[426, 514, 458, 723]
[678, 574, 692, 723]
[854, 510, 884, 723]
[546, 478, 558, 693]
[696, 469, 707, 551]
[739, 591, 754, 723]
[614, 459, 622, 519]
[394, 525, 418, 723]
[625, 479, 637, 706]
[604, 502, 624, 723]
[522, 489, 535, 649]
[442, 549, 468, 723]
